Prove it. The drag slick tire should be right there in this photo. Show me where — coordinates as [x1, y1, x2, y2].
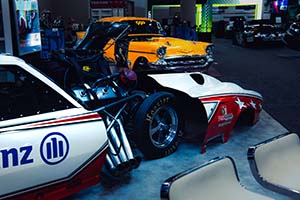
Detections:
[134, 92, 180, 159]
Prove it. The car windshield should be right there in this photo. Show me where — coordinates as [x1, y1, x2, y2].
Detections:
[124, 20, 165, 34]
[246, 20, 274, 25]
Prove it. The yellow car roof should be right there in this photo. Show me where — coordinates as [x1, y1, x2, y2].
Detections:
[99, 17, 157, 23]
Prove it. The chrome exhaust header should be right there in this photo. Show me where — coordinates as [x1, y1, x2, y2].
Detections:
[105, 117, 141, 175]
[117, 119, 141, 169]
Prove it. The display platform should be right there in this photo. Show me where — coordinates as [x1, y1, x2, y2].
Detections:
[66, 110, 291, 200]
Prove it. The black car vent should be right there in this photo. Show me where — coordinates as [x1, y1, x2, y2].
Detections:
[190, 73, 205, 85]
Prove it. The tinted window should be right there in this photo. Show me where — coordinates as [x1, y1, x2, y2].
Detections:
[0, 65, 74, 121]
[127, 20, 164, 34]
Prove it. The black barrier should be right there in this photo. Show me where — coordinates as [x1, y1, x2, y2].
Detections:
[198, 32, 212, 43]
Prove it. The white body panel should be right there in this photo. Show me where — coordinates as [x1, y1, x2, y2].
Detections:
[148, 72, 262, 98]
[0, 115, 107, 196]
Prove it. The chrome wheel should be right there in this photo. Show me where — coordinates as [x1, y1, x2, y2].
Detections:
[134, 92, 180, 159]
[149, 106, 178, 148]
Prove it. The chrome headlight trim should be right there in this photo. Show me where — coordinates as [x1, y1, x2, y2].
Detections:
[244, 30, 254, 34]
[157, 46, 167, 58]
[205, 45, 214, 56]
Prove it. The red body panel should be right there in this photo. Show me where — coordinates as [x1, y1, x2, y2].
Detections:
[200, 95, 262, 153]
[5, 148, 108, 200]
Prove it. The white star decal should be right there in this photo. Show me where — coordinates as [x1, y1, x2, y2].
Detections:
[235, 97, 246, 109]
[250, 100, 256, 109]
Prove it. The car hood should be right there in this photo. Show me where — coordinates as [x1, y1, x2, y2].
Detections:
[75, 22, 130, 50]
[130, 36, 210, 56]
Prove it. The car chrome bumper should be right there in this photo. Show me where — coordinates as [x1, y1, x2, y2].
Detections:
[254, 34, 283, 42]
[148, 55, 214, 72]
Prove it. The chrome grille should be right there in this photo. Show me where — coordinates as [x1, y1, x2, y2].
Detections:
[164, 56, 208, 67]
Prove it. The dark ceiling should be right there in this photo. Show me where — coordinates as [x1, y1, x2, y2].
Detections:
[147, 0, 207, 10]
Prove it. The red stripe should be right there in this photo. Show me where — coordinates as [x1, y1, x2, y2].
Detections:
[199, 94, 262, 102]
[30, 113, 102, 128]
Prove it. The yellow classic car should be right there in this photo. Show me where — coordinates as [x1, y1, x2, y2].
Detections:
[76, 17, 214, 72]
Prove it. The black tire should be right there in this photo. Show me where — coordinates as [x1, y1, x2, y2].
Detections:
[283, 33, 300, 51]
[133, 57, 149, 71]
[134, 92, 180, 159]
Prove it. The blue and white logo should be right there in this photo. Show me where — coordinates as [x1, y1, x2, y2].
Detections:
[40, 132, 69, 165]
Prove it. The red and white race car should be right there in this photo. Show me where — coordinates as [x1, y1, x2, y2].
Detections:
[0, 55, 108, 199]
[0, 53, 262, 199]
[137, 72, 263, 153]
[0, 53, 178, 199]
